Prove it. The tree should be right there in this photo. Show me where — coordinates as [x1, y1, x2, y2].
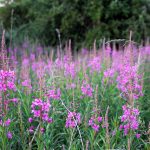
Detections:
[0, 0, 149, 48]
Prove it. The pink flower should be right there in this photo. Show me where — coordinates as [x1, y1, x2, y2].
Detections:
[88, 119, 93, 126]
[97, 116, 103, 122]
[29, 126, 34, 133]
[47, 88, 61, 100]
[0, 70, 16, 91]
[136, 133, 141, 139]
[7, 131, 12, 139]
[28, 117, 33, 123]
[48, 118, 53, 123]
[64, 63, 76, 79]
[30, 98, 52, 123]
[42, 113, 49, 121]
[65, 111, 81, 128]
[92, 124, 99, 132]
[88, 115, 103, 132]
[117, 64, 143, 100]
[120, 105, 140, 136]
[81, 81, 93, 97]
[22, 79, 32, 89]
[5, 119, 11, 126]
[40, 127, 45, 134]
[0, 120, 2, 125]
[88, 57, 101, 72]
[104, 68, 115, 78]
[66, 83, 76, 89]
[11, 98, 18, 103]
[119, 125, 123, 130]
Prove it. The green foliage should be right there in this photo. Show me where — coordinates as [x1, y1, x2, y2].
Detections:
[0, 43, 149, 149]
[0, 0, 150, 47]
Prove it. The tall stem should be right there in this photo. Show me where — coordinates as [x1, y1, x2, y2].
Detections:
[127, 134, 131, 150]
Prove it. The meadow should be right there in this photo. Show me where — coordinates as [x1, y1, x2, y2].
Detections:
[0, 35, 150, 149]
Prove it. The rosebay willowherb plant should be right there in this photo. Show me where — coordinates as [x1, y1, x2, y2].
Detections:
[0, 31, 18, 150]
[0, 36, 149, 150]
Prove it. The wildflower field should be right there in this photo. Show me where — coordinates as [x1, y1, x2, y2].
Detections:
[0, 34, 150, 149]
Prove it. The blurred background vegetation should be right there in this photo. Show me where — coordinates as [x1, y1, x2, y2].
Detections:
[0, 0, 150, 48]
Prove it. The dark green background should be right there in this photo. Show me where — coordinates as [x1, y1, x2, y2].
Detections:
[0, 0, 150, 48]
